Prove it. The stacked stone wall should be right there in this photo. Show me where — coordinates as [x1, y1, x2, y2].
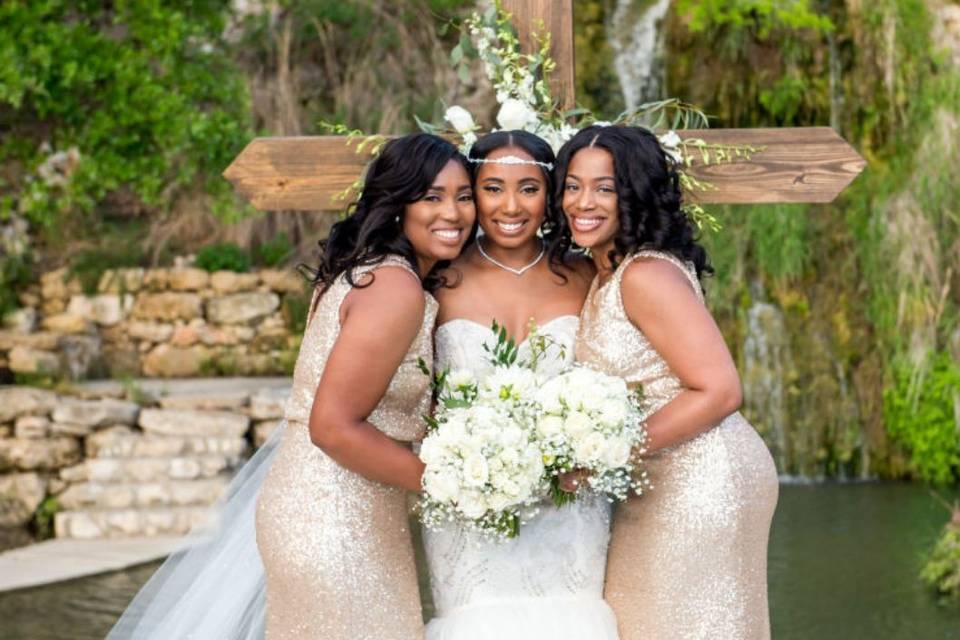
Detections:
[2, 266, 310, 380]
[0, 379, 288, 538]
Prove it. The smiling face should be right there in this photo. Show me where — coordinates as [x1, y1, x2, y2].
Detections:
[561, 146, 620, 256]
[475, 147, 547, 250]
[402, 159, 476, 273]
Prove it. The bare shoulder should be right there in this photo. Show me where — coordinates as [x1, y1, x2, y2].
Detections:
[620, 256, 696, 304]
[346, 265, 425, 321]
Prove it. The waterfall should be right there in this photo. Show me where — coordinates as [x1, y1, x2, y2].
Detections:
[609, 0, 672, 111]
[742, 300, 791, 473]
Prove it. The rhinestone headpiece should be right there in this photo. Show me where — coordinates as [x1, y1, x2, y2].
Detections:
[467, 155, 554, 171]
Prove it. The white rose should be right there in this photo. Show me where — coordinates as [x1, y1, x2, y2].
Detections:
[458, 491, 488, 519]
[598, 398, 628, 427]
[497, 98, 537, 131]
[603, 437, 633, 468]
[659, 130, 682, 148]
[487, 492, 514, 512]
[564, 411, 594, 438]
[424, 470, 460, 503]
[444, 106, 476, 134]
[537, 415, 564, 437]
[419, 437, 444, 466]
[573, 431, 608, 464]
[463, 453, 490, 487]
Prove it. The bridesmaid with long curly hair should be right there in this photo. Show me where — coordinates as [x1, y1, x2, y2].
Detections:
[553, 125, 779, 640]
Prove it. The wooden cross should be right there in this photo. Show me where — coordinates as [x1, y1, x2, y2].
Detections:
[224, 0, 866, 210]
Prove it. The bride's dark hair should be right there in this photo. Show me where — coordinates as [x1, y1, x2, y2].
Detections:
[308, 133, 468, 292]
[468, 129, 567, 276]
[549, 125, 712, 281]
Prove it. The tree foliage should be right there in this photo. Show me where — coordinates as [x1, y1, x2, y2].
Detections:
[0, 0, 252, 226]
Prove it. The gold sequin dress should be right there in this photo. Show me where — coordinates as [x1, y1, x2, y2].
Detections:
[576, 250, 779, 640]
[255, 256, 437, 640]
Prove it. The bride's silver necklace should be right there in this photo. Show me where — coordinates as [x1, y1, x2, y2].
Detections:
[477, 237, 545, 276]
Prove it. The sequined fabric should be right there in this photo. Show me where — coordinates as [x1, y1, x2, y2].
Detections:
[255, 256, 436, 640]
[576, 250, 779, 640]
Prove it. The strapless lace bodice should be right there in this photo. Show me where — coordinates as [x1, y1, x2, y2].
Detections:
[424, 315, 618, 640]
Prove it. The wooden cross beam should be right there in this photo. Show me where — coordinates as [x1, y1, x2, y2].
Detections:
[224, 0, 866, 211]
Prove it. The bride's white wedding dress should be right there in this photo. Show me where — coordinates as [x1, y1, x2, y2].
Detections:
[425, 316, 619, 640]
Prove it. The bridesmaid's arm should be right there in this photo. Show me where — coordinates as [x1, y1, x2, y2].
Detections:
[308, 267, 426, 492]
[621, 259, 742, 453]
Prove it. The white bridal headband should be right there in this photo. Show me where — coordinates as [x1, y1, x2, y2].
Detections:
[467, 155, 555, 171]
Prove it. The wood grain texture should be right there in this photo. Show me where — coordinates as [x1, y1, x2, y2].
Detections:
[680, 127, 867, 204]
[223, 128, 866, 210]
[501, 0, 576, 111]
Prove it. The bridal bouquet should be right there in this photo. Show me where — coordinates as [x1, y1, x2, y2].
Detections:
[418, 324, 547, 540]
[535, 366, 650, 505]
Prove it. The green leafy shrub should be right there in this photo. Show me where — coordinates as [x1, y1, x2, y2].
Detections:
[33, 496, 61, 540]
[256, 233, 293, 267]
[195, 242, 251, 273]
[70, 242, 146, 295]
[884, 353, 960, 485]
[0, 0, 252, 227]
[922, 511, 960, 603]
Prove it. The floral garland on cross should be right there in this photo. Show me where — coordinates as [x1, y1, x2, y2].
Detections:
[416, 2, 763, 232]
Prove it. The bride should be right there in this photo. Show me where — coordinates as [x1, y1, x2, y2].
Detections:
[424, 130, 619, 639]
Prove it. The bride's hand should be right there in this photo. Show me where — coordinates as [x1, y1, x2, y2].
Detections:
[558, 468, 591, 493]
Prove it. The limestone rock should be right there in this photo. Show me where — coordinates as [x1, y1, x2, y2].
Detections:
[169, 325, 200, 348]
[97, 268, 145, 294]
[139, 408, 249, 438]
[261, 269, 307, 294]
[249, 388, 289, 420]
[40, 268, 81, 301]
[210, 271, 260, 294]
[102, 345, 142, 377]
[52, 398, 139, 428]
[127, 321, 174, 343]
[59, 463, 89, 483]
[0, 330, 61, 351]
[85, 455, 236, 483]
[168, 268, 210, 291]
[2, 307, 37, 333]
[14, 415, 50, 439]
[58, 476, 230, 510]
[54, 506, 211, 538]
[158, 390, 249, 411]
[0, 387, 57, 422]
[0, 472, 47, 527]
[132, 292, 203, 321]
[41, 312, 90, 334]
[88, 432, 246, 459]
[50, 422, 95, 437]
[142, 269, 170, 290]
[252, 327, 291, 352]
[66, 294, 133, 326]
[206, 292, 280, 324]
[8, 346, 61, 375]
[141, 344, 208, 378]
[0, 437, 81, 471]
